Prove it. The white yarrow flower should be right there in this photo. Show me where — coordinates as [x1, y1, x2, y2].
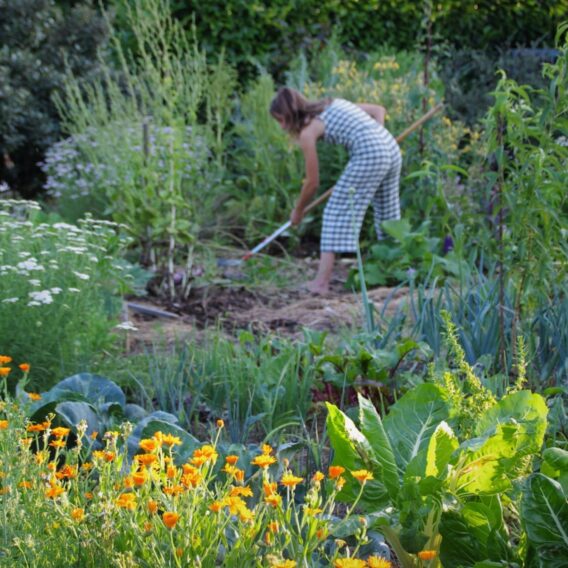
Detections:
[115, 321, 138, 332]
[2, 297, 19, 303]
[73, 271, 90, 280]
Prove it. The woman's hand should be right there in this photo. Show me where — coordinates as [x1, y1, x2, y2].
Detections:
[290, 206, 305, 226]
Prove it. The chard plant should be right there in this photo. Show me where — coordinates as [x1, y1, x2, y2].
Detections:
[325, 315, 563, 567]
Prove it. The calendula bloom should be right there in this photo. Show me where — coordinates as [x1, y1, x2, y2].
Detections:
[191, 445, 218, 466]
[235, 469, 245, 483]
[351, 469, 374, 483]
[209, 501, 223, 513]
[132, 470, 147, 486]
[136, 453, 157, 467]
[93, 450, 115, 462]
[143, 522, 152, 533]
[274, 562, 297, 568]
[81, 462, 93, 471]
[158, 433, 182, 447]
[20, 437, 32, 448]
[163, 484, 185, 496]
[239, 507, 254, 523]
[263, 481, 278, 496]
[166, 465, 178, 479]
[148, 499, 158, 514]
[316, 528, 328, 540]
[417, 551, 437, 561]
[336, 477, 346, 490]
[230, 485, 253, 497]
[252, 454, 277, 468]
[216, 419, 224, 428]
[116, 493, 137, 510]
[0, 367, 11, 377]
[51, 427, 71, 438]
[181, 471, 202, 489]
[18, 481, 32, 489]
[19, 363, 31, 373]
[55, 464, 77, 479]
[0, 356, 12, 364]
[329, 466, 345, 479]
[334, 559, 367, 568]
[45, 484, 65, 499]
[304, 507, 323, 516]
[265, 494, 282, 508]
[281, 473, 304, 488]
[85, 492, 94, 500]
[268, 521, 280, 533]
[162, 511, 180, 529]
[139, 438, 160, 453]
[225, 455, 239, 466]
[312, 471, 325, 482]
[367, 557, 392, 568]
[27, 421, 50, 432]
[27, 392, 41, 401]
[49, 439, 66, 448]
[0, 420, 8, 429]
[71, 508, 85, 522]
[262, 443, 274, 455]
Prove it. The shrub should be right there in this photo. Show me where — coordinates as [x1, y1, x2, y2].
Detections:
[0, 200, 129, 389]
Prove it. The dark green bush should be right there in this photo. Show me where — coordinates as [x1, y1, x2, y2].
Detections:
[0, 0, 108, 196]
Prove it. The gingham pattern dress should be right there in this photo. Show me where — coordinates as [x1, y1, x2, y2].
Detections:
[318, 98, 402, 252]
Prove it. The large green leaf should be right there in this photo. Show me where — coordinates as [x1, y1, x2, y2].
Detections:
[358, 394, 400, 499]
[426, 420, 459, 478]
[383, 383, 451, 473]
[325, 402, 390, 509]
[55, 401, 101, 438]
[542, 447, 568, 494]
[522, 473, 568, 567]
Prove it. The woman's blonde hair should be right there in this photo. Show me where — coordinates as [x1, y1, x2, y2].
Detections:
[269, 87, 331, 136]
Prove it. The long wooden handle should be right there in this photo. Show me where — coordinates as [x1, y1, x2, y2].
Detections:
[304, 102, 445, 214]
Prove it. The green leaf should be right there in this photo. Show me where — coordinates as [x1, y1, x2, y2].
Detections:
[426, 420, 458, 478]
[383, 383, 451, 472]
[358, 394, 400, 499]
[55, 401, 101, 438]
[325, 402, 390, 509]
[522, 474, 568, 566]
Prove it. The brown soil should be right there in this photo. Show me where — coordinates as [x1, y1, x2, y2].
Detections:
[124, 257, 409, 345]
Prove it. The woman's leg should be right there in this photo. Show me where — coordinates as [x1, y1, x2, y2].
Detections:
[307, 252, 336, 294]
[372, 146, 402, 239]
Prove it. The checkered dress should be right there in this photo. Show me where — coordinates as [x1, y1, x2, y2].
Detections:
[318, 98, 401, 252]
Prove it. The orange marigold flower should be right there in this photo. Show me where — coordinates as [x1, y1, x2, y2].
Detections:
[19, 363, 31, 373]
[329, 466, 345, 479]
[230, 486, 253, 498]
[0, 356, 12, 364]
[367, 556, 393, 568]
[116, 493, 137, 510]
[93, 450, 115, 463]
[163, 484, 185, 496]
[27, 392, 41, 401]
[143, 521, 152, 533]
[85, 492, 94, 500]
[216, 419, 225, 428]
[417, 551, 437, 561]
[0, 420, 8, 430]
[268, 521, 280, 533]
[351, 469, 374, 484]
[133, 470, 147, 486]
[0, 367, 11, 377]
[181, 471, 202, 489]
[18, 481, 32, 490]
[191, 445, 218, 466]
[162, 511, 180, 529]
[55, 465, 77, 480]
[263, 481, 278, 496]
[158, 433, 182, 447]
[90, 431, 98, 440]
[49, 439, 66, 448]
[51, 427, 71, 438]
[265, 494, 282, 508]
[261, 443, 273, 455]
[166, 465, 177, 479]
[209, 501, 223, 513]
[252, 454, 277, 469]
[334, 559, 367, 568]
[27, 421, 50, 433]
[316, 528, 328, 540]
[148, 499, 158, 514]
[235, 469, 245, 483]
[280, 473, 303, 488]
[136, 453, 157, 467]
[45, 485, 65, 499]
[71, 508, 85, 522]
[139, 438, 160, 453]
[225, 455, 239, 466]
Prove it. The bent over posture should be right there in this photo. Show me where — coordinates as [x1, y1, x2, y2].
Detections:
[270, 87, 402, 294]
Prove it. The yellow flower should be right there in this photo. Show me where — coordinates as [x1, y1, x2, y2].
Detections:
[216, 419, 225, 428]
[417, 551, 437, 561]
[368, 557, 393, 568]
[148, 499, 158, 514]
[230, 486, 253, 497]
[0, 420, 8, 430]
[263, 481, 278, 496]
[329, 466, 345, 479]
[304, 506, 323, 516]
[280, 472, 303, 488]
[334, 559, 367, 568]
[0, 356, 12, 364]
[271, 560, 296, 568]
[51, 427, 71, 438]
[18, 481, 32, 490]
[239, 507, 254, 523]
[0, 367, 11, 377]
[71, 508, 85, 522]
[265, 494, 282, 508]
[93, 450, 115, 462]
[268, 521, 279, 533]
[262, 443, 274, 455]
[19, 363, 31, 373]
[162, 511, 180, 529]
[312, 471, 324, 483]
[209, 501, 223, 513]
[191, 445, 218, 466]
[27, 392, 41, 401]
[159, 433, 182, 447]
[27, 421, 50, 432]
[49, 439, 66, 449]
[116, 493, 137, 510]
[132, 470, 147, 486]
[55, 465, 77, 480]
[139, 438, 160, 452]
[136, 453, 157, 467]
[45, 484, 65, 499]
[252, 454, 277, 468]
[351, 469, 374, 484]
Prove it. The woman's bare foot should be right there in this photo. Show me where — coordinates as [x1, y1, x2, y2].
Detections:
[305, 279, 330, 295]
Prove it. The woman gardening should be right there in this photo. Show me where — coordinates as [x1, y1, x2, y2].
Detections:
[270, 87, 402, 295]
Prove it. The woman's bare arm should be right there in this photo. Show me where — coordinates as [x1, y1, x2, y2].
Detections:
[357, 103, 386, 125]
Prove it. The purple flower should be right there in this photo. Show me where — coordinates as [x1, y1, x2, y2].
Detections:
[443, 236, 454, 254]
